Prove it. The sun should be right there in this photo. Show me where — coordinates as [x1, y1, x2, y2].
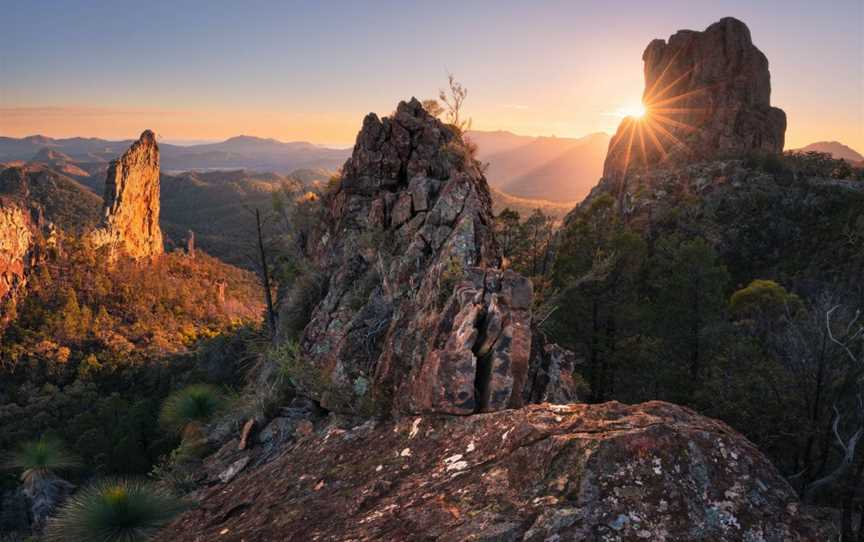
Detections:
[616, 103, 647, 119]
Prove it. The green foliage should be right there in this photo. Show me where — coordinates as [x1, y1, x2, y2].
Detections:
[0, 238, 263, 484]
[3, 436, 79, 484]
[730, 279, 802, 320]
[44, 478, 186, 542]
[781, 151, 858, 180]
[159, 384, 225, 436]
[495, 208, 556, 278]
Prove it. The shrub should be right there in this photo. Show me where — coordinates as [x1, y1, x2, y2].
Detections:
[159, 384, 225, 436]
[3, 435, 79, 484]
[44, 478, 186, 542]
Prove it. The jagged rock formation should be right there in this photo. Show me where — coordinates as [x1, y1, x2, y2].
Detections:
[0, 199, 33, 324]
[288, 98, 578, 415]
[91, 130, 163, 258]
[603, 17, 786, 178]
[163, 401, 834, 541]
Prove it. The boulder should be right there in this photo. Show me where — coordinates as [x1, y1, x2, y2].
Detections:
[90, 130, 163, 258]
[290, 98, 582, 415]
[161, 401, 835, 541]
[603, 17, 786, 178]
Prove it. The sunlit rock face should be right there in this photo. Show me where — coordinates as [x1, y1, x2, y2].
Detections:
[290, 98, 580, 415]
[603, 17, 786, 178]
[91, 130, 163, 258]
[161, 401, 836, 541]
[0, 199, 32, 324]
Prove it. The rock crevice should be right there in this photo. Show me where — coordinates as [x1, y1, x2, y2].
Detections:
[289, 98, 580, 415]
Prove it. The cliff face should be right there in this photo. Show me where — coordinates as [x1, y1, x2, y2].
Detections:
[91, 130, 163, 258]
[288, 98, 579, 415]
[603, 17, 786, 178]
[0, 199, 33, 324]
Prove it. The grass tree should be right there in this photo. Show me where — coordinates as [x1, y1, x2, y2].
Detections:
[4, 435, 79, 485]
[159, 384, 225, 438]
[44, 478, 186, 542]
[3, 435, 79, 529]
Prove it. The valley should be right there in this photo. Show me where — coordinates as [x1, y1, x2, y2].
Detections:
[1, 6, 864, 542]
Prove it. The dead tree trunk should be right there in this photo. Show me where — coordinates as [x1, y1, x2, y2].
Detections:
[256, 208, 277, 338]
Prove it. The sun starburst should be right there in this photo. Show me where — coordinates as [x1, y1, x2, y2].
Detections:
[609, 53, 711, 175]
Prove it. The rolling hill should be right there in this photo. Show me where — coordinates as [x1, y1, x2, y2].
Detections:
[794, 141, 863, 163]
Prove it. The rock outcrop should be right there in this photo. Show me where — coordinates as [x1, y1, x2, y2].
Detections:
[603, 17, 786, 178]
[0, 198, 33, 324]
[0, 165, 102, 326]
[91, 130, 163, 258]
[162, 401, 834, 541]
[288, 98, 578, 415]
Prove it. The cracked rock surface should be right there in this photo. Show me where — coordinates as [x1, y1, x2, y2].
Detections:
[162, 401, 834, 541]
[291, 98, 577, 415]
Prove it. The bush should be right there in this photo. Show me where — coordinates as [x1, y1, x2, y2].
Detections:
[44, 478, 186, 542]
[159, 384, 225, 436]
[3, 436, 79, 484]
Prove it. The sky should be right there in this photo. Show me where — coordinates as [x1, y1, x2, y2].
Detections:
[1, 0, 862, 151]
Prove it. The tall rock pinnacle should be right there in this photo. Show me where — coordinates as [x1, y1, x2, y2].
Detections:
[603, 17, 786, 178]
[92, 130, 163, 258]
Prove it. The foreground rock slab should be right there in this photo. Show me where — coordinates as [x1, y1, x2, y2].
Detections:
[162, 401, 832, 541]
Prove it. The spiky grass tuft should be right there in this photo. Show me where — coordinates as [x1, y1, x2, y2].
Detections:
[44, 478, 186, 542]
[159, 384, 225, 435]
[3, 435, 79, 484]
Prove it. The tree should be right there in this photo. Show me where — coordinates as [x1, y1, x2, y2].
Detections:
[255, 208, 277, 337]
[3, 436, 79, 530]
[438, 74, 471, 132]
[421, 99, 444, 118]
[648, 236, 729, 396]
[494, 208, 522, 264]
[4, 435, 79, 485]
[522, 209, 555, 276]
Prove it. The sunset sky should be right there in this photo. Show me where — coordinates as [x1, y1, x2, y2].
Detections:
[1, 0, 862, 151]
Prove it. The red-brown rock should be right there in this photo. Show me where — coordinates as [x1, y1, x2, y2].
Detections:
[162, 401, 834, 541]
[603, 17, 786, 178]
[290, 98, 582, 415]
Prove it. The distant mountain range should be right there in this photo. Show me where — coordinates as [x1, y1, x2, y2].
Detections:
[0, 134, 350, 174]
[9, 131, 856, 209]
[467, 130, 611, 203]
[793, 141, 864, 163]
[1, 130, 613, 204]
